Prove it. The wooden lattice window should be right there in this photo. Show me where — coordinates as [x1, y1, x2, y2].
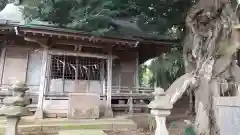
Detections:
[50, 55, 105, 81]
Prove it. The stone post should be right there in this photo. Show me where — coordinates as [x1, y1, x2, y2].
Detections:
[0, 81, 32, 135]
[148, 87, 173, 135]
[128, 96, 133, 114]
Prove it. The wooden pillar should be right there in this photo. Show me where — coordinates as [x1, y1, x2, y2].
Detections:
[100, 62, 105, 96]
[105, 52, 113, 117]
[135, 52, 139, 91]
[0, 47, 6, 84]
[35, 47, 48, 119]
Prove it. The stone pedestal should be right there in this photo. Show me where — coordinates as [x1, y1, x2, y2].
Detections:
[148, 87, 173, 135]
[128, 97, 133, 114]
[104, 107, 113, 117]
[151, 109, 171, 135]
[5, 117, 19, 135]
[103, 97, 113, 117]
[34, 109, 44, 119]
[0, 81, 32, 135]
[68, 93, 101, 119]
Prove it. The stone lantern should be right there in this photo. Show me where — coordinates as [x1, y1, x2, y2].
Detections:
[0, 81, 32, 135]
[148, 87, 173, 135]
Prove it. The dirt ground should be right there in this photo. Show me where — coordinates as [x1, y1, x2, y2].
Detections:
[105, 112, 194, 135]
[106, 94, 194, 135]
[105, 118, 192, 135]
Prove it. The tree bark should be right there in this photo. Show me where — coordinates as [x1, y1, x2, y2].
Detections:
[183, 0, 239, 134]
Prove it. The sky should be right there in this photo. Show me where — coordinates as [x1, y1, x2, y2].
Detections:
[144, 59, 152, 66]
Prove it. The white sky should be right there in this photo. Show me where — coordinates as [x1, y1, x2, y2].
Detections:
[144, 59, 152, 66]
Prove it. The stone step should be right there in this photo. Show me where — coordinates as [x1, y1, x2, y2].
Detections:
[0, 118, 137, 135]
[59, 130, 106, 135]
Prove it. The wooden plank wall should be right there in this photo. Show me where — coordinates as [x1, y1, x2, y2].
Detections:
[0, 46, 43, 94]
[119, 52, 137, 87]
[2, 46, 28, 84]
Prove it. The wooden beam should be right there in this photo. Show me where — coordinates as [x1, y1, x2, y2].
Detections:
[56, 40, 105, 48]
[23, 35, 133, 51]
[19, 28, 136, 46]
[103, 45, 113, 53]
[24, 36, 49, 48]
[49, 49, 118, 59]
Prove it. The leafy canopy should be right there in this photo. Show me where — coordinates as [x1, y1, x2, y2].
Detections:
[148, 47, 185, 89]
[0, 0, 193, 87]
[22, 0, 195, 38]
[0, 0, 7, 11]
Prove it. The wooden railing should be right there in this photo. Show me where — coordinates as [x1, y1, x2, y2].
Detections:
[111, 86, 154, 94]
[110, 86, 154, 113]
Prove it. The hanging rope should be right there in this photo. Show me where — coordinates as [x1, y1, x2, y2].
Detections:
[53, 58, 103, 69]
[53, 58, 104, 78]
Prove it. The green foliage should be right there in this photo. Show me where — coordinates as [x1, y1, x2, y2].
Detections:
[148, 47, 185, 89]
[0, 0, 7, 11]
[139, 47, 184, 89]
[22, 0, 196, 38]
[139, 65, 153, 87]
[170, 121, 177, 128]
[184, 126, 195, 135]
[139, 65, 147, 87]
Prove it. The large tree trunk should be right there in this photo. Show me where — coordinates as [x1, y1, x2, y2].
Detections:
[183, 0, 239, 134]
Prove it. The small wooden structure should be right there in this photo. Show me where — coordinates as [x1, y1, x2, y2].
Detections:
[0, 3, 178, 118]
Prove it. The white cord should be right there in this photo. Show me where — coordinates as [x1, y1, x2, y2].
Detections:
[14, 26, 19, 35]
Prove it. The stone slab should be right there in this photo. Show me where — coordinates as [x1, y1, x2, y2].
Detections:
[3, 97, 30, 106]
[59, 130, 106, 135]
[214, 97, 240, 135]
[0, 106, 32, 116]
[0, 118, 137, 135]
[68, 93, 100, 119]
[18, 125, 42, 133]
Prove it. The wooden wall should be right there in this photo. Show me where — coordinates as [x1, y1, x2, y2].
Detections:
[0, 46, 42, 92]
[112, 51, 138, 87]
[0, 46, 139, 90]
[2, 46, 28, 84]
